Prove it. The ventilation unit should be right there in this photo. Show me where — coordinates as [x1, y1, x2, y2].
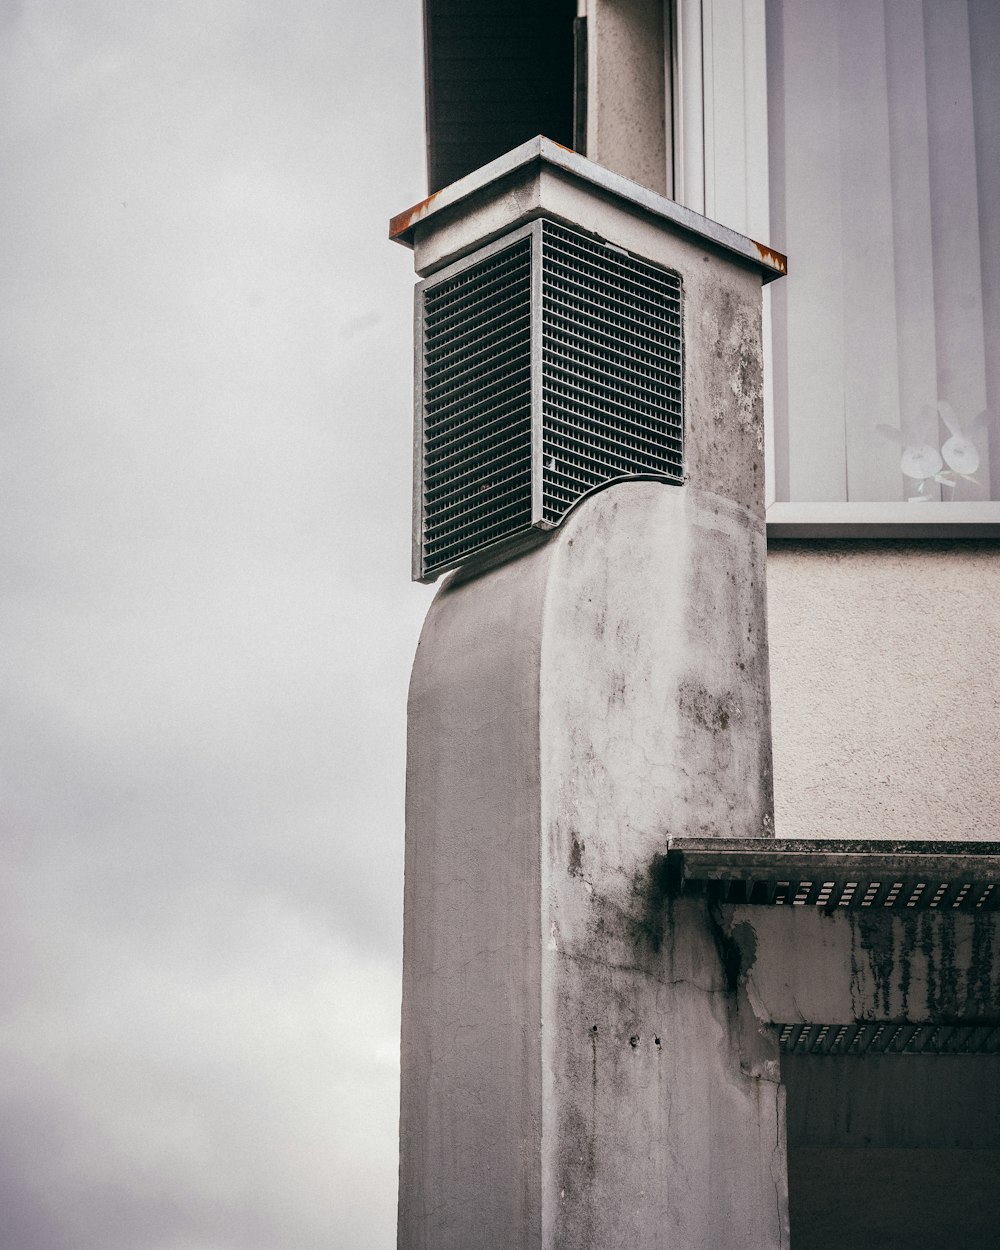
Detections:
[413, 218, 683, 582]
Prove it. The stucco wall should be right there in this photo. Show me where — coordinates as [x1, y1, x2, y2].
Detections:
[767, 542, 1000, 841]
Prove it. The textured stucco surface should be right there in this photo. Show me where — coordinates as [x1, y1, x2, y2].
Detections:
[767, 542, 1000, 841]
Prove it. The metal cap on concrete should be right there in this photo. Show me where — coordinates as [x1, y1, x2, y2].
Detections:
[389, 135, 787, 282]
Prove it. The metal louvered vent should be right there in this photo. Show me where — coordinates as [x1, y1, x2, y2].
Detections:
[414, 219, 683, 581]
[538, 221, 683, 526]
[418, 236, 534, 581]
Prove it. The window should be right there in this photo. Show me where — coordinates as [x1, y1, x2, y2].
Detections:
[673, 0, 1000, 517]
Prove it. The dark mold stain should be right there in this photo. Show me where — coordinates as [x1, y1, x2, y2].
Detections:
[569, 830, 585, 879]
[968, 913, 997, 1008]
[678, 680, 735, 734]
[857, 911, 897, 1017]
[633, 852, 673, 954]
[708, 908, 748, 994]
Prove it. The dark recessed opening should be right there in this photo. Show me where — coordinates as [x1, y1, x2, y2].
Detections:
[784, 1052, 1000, 1249]
[424, 0, 577, 192]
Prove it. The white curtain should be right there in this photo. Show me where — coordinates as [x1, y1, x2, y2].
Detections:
[767, 0, 999, 503]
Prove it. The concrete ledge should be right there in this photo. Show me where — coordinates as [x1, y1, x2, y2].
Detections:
[766, 501, 1000, 539]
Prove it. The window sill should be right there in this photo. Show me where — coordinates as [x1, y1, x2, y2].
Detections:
[766, 502, 1000, 539]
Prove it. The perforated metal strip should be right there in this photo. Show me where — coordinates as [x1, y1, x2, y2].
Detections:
[710, 876, 998, 911]
[778, 1022, 1000, 1056]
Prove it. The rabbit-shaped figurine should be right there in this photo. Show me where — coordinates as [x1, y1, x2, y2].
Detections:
[877, 401, 990, 498]
[877, 404, 944, 498]
[938, 400, 988, 480]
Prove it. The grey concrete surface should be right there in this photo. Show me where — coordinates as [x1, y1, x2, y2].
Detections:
[399, 138, 785, 283]
[719, 905, 1000, 1025]
[537, 486, 782, 1250]
[400, 547, 548, 1250]
[400, 477, 782, 1248]
[587, 0, 668, 195]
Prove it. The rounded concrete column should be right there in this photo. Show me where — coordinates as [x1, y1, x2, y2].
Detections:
[400, 481, 781, 1250]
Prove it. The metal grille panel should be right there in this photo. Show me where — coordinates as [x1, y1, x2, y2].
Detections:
[419, 237, 534, 579]
[539, 221, 683, 525]
[415, 220, 684, 580]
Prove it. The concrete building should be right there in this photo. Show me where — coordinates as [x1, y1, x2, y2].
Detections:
[391, 3, 1000, 1247]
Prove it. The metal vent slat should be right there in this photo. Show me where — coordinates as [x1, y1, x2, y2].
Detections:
[543, 234, 682, 309]
[424, 499, 533, 556]
[544, 375, 682, 438]
[424, 317, 532, 395]
[543, 398, 683, 465]
[424, 468, 533, 537]
[544, 324, 683, 391]
[425, 281, 532, 349]
[544, 345, 683, 408]
[416, 220, 684, 580]
[544, 293, 682, 364]
[425, 430, 533, 495]
[424, 381, 532, 452]
[424, 253, 532, 321]
[424, 468, 534, 537]
[544, 261, 683, 338]
[544, 400, 683, 462]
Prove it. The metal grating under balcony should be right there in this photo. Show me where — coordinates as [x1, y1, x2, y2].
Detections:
[666, 838, 1000, 913]
[778, 1021, 1000, 1057]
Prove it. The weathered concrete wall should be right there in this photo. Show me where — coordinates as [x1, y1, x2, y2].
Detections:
[718, 905, 1000, 1025]
[767, 542, 1000, 841]
[538, 485, 783, 1250]
[401, 480, 783, 1249]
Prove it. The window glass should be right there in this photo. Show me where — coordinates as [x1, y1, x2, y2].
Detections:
[766, 0, 999, 503]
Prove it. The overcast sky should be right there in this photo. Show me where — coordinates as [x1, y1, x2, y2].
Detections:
[1, 2, 434, 1246]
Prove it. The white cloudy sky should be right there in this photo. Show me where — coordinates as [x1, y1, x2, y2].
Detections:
[1, 2, 434, 1246]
